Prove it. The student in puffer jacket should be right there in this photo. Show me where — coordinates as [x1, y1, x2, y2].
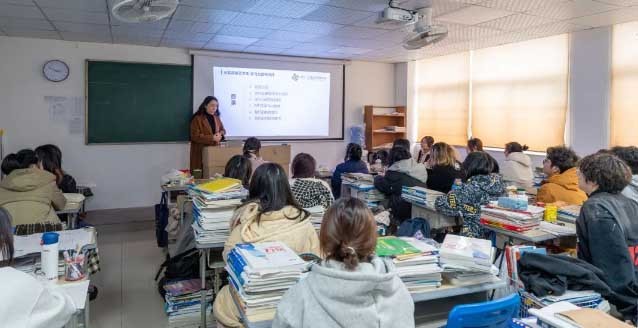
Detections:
[435, 152, 505, 238]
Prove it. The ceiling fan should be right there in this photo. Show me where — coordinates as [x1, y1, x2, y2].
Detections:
[112, 0, 178, 23]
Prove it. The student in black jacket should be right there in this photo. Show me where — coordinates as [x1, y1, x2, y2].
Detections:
[374, 142, 427, 225]
[426, 142, 464, 193]
[577, 153, 638, 323]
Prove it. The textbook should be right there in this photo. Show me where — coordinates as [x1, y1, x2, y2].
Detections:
[189, 179, 247, 245]
[226, 242, 306, 323]
[376, 236, 422, 257]
[195, 177, 242, 193]
[391, 238, 443, 292]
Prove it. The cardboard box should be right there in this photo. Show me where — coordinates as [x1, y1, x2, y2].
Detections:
[202, 144, 291, 178]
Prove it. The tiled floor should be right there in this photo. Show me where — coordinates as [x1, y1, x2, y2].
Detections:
[85, 208, 169, 328]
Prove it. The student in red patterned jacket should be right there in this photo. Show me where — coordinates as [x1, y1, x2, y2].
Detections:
[576, 153, 638, 323]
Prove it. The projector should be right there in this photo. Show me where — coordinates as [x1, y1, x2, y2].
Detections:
[377, 7, 414, 24]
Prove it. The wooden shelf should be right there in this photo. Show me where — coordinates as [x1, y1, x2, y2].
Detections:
[373, 130, 406, 134]
[373, 113, 405, 117]
[365, 105, 407, 151]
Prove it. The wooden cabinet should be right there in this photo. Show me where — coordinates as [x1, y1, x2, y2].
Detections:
[364, 105, 407, 151]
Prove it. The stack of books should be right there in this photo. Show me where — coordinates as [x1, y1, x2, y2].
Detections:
[401, 186, 445, 209]
[163, 279, 213, 328]
[480, 203, 545, 232]
[342, 173, 385, 208]
[439, 235, 498, 285]
[189, 178, 248, 244]
[558, 205, 581, 224]
[304, 206, 325, 230]
[226, 242, 307, 323]
[387, 237, 443, 293]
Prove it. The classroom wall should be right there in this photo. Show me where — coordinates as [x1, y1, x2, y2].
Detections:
[0, 36, 396, 210]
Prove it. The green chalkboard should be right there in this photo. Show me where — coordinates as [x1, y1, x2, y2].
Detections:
[86, 61, 192, 144]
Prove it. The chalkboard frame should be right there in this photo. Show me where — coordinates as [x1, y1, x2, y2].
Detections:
[85, 59, 193, 145]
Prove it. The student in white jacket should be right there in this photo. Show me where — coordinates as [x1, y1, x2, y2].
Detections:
[0, 208, 75, 328]
[273, 198, 415, 328]
[501, 142, 534, 189]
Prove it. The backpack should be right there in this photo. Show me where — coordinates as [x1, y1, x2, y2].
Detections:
[155, 248, 200, 298]
[155, 192, 169, 248]
[397, 217, 431, 240]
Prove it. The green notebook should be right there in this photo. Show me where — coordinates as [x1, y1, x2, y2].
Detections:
[375, 237, 421, 257]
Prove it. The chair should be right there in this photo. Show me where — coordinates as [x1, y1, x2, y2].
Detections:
[446, 293, 521, 328]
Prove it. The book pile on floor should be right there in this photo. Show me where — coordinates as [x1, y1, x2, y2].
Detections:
[189, 178, 248, 244]
[558, 205, 581, 224]
[227, 242, 307, 323]
[376, 237, 443, 292]
[480, 203, 545, 233]
[439, 235, 499, 285]
[342, 173, 385, 208]
[304, 205, 325, 230]
[401, 186, 445, 209]
[163, 279, 213, 328]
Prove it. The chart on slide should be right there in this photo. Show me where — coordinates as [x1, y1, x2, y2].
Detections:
[213, 66, 331, 137]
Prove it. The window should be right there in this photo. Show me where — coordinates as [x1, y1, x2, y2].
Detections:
[471, 35, 569, 151]
[415, 52, 470, 146]
[611, 21, 638, 146]
[414, 34, 569, 151]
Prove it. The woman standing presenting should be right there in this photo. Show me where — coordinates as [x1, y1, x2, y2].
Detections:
[190, 96, 226, 172]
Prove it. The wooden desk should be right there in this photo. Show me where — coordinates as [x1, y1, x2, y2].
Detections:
[481, 224, 576, 245]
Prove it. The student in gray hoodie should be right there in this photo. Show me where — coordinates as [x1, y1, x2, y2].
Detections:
[273, 198, 415, 328]
[612, 146, 638, 204]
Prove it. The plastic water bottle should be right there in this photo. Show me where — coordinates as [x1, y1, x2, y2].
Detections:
[451, 179, 462, 191]
[41, 232, 59, 281]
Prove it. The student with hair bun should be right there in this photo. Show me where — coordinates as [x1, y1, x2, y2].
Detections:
[273, 197, 415, 328]
[501, 141, 534, 189]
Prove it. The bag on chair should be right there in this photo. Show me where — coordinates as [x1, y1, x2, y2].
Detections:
[155, 248, 200, 298]
[154, 192, 169, 248]
[397, 217, 431, 240]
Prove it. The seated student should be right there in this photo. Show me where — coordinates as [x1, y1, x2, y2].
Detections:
[214, 163, 320, 328]
[435, 152, 505, 238]
[537, 146, 587, 205]
[273, 198, 415, 328]
[467, 138, 500, 173]
[576, 153, 638, 322]
[223, 155, 252, 188]
[0, 150, 66, 226]
[34, 144, 77, 193]
[611, 146, 638, 204]
[1, 154, 20, 176]
[501, 142, 534, 189]
[374, 143, 428, 224]
[426, 142, 464, 194]
[290, 153, 334, 210]
[392, 138, 411, 151]
[243, 137, 266, 174]
[0, 207, 76, 327]
[415, 136, 434, 164]
[331, 143, 369, 199]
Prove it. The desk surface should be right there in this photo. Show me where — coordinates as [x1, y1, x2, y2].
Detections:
[161, 184, 190, 192]
[481, 225, 571, 243]
[240, 278, 506, 328]
[196, 241, 225, 249]
[57, 201, 83, 214]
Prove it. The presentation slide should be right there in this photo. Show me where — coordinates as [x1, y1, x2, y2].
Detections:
[213, 67, 331, 137]
[193, 53, 344, 141]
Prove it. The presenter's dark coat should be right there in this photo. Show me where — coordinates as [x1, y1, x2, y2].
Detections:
[190, 113, 225, 172]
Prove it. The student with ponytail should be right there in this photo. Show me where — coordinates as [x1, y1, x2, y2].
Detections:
[273, 198, 415, 328]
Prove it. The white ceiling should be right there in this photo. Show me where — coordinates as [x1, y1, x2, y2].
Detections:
[1, 0, 638, 62]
